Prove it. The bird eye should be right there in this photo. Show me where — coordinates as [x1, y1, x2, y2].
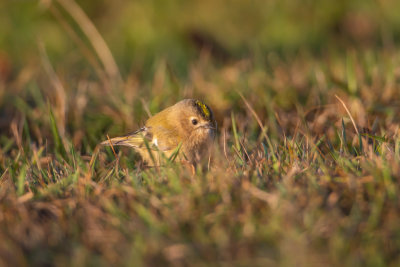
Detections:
[191, 119, 198, 125]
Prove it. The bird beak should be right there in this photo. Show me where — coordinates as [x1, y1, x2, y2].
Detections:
[200, 122, 217, 130]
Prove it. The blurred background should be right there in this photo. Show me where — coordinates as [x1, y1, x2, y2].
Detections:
[1, 0, 400, 150]
[2, 0, 400, 74]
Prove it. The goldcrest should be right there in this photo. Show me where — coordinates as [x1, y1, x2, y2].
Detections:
[101, 99, 216, 165]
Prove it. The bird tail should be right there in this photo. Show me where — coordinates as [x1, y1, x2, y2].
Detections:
[100, 134, 144, 148]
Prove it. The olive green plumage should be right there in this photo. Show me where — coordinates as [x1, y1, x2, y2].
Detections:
[101, 99, 216, 165]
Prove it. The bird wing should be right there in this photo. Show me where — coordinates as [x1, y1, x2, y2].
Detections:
[150, 126, 181, 151]
[100, 127, 152, 148]
[100, 126, 180, 153]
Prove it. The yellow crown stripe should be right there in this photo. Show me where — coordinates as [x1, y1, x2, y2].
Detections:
[195, 100, 210, 118]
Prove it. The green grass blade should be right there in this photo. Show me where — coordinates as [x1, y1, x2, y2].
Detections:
[49, 105, 67, 160]
[231, 112, 240, 152]
[17, 166, 27, 196]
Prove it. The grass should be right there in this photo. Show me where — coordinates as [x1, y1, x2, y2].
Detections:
[1, 0, 400, 266]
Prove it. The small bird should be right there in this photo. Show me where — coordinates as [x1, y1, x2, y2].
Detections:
[101, 99, 216, 165]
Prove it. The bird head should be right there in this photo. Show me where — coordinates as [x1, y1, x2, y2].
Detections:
[172, 99, 216, 143]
